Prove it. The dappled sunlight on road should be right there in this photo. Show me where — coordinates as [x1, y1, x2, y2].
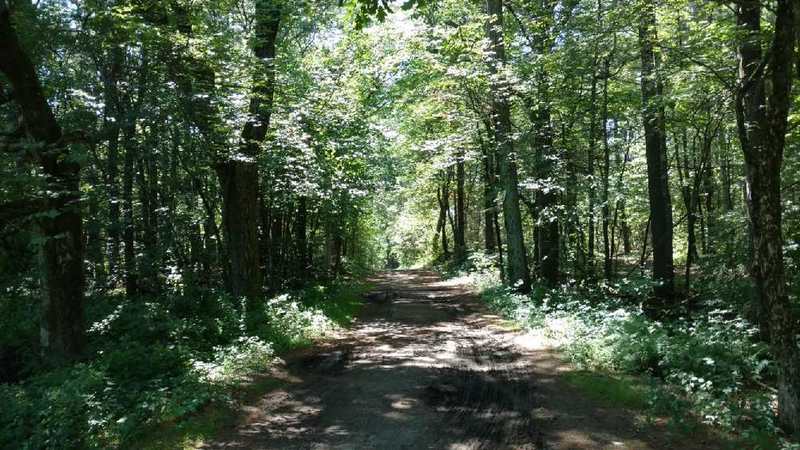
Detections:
[202, 271, 715, 450]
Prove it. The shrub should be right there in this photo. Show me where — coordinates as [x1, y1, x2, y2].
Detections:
[0, 281, 367, 449]
[461, 267, 790, 447]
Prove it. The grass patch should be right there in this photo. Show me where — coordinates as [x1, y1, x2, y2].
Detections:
[127, 402, 237, 450]
[129, 377, 286, 450]
[563, 370, 652, 411]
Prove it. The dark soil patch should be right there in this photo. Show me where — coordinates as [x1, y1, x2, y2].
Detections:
[424, 367, 541, 448]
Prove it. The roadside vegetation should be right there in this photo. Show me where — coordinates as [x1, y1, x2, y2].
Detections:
[0, 282, 366, 449]
[450, 253, 796, 449]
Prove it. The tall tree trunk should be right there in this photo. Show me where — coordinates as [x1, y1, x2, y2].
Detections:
[486, 0, 530, 292]
[620, 200, 631, 255]
[216, 1, 280, 307]
[638, 0, 674, 302]
[601, 61, 613, 280]
[677, 131, 696, 290]
[86, 150, 106, 290]
[122, 127, 137, 296]
[295, 196, 308, 278]
[454, 152, 467, 264]
[532, 102, 559, 286]
[120, 48, 149, 297]
[531, 0, 559, 287]
[0, 4, 85, 363]
[702, 162, 715, 255]
[437, 175, 451, 260]
[494, 208, 505, 280]
[104, 48, 122, 287]
[480, 130, 497, 254]
[270, 205, 284, 284]
[734, 0, 799, 433]
[136, 139, 160, 293]
[587, 69, 598, 271]
[720, 132, 734, 212]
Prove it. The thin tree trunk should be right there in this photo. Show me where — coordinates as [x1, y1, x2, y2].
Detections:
[296, 197, 308, 274]
[86, 149, 106, 290]
[104, 47, 122, 287]
[587, 67, 598, 271]
[437, 177, 451, 260]
[601, 61, 612, 280]
[122, 127, 137, 296]
[480, 130, 497, 253]
[454, 152, 467, 264]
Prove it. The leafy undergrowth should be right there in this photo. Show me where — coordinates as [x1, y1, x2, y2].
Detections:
[451, 254, 798, 450]
[0, 282, 368, 450]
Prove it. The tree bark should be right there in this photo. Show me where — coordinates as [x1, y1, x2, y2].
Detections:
[734, 0, 799, 433]
[436, 175, 451, 260]
[486, 0, 530, 292]
[480, 126, 498, 254]
[0, 4, 85, 363]
[454, 151, 467, 264]
[122, 126, 137, 295]
[532, 102, 559, 286]
[601, 60, 613, 280]
[86, 161, 106, 290]
[587, 68, 598, 271]
[216, 1, 281, 306]
[103, 47, 122, 287]
[638, 0, 674, 302]
[295, 196, 308, 278]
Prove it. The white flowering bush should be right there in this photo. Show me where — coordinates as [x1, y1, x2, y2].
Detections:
[193, 336, 275, 384]
[261, 294, 337, 349]
[459, 268, 788, 447]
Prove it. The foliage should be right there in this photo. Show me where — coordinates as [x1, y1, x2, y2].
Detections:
[458, 264, 796, 448]
[1, 0, 800, 445]
[0, 283, 366, 449]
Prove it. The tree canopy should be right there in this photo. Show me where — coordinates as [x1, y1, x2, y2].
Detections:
[1, 0, 799, 447]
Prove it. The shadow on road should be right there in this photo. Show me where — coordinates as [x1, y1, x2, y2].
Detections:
[202, 270, 721, 450]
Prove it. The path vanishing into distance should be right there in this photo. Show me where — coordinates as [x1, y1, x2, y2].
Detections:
[203, 271, 720, 450]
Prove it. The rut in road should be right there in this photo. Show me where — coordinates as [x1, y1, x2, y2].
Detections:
[203, 271, 720, 450]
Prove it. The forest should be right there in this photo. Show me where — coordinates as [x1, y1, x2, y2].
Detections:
[0, 0, 799, 448]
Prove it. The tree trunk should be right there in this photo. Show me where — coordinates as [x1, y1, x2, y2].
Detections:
[136, 147, 159, 292]
[638, 0, 674, 303]
[619, 200, 631, 255]
[216, 1, 280, 307]
[103, 47, 122, 287]
[601, 62, 613, 280]
[486, 0, 530, 292]
[702, 162, 715, 255]
[86, 153, 106, 290]
[0, 5, 85, 363]
[122, 127, 137, 296]
[295, 196, 308, 278]
[532, 103, 559, 286]
[587, 69, 598, 271]
[481, 131, 497, 254]
[734, 0, 799, 433]
[217, 163, 262, 299]
[437, 176, 451, 260]
[454, 152, 467, 264]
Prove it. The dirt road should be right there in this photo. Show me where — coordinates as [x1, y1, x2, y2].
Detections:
[202, 271, 719, 450]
